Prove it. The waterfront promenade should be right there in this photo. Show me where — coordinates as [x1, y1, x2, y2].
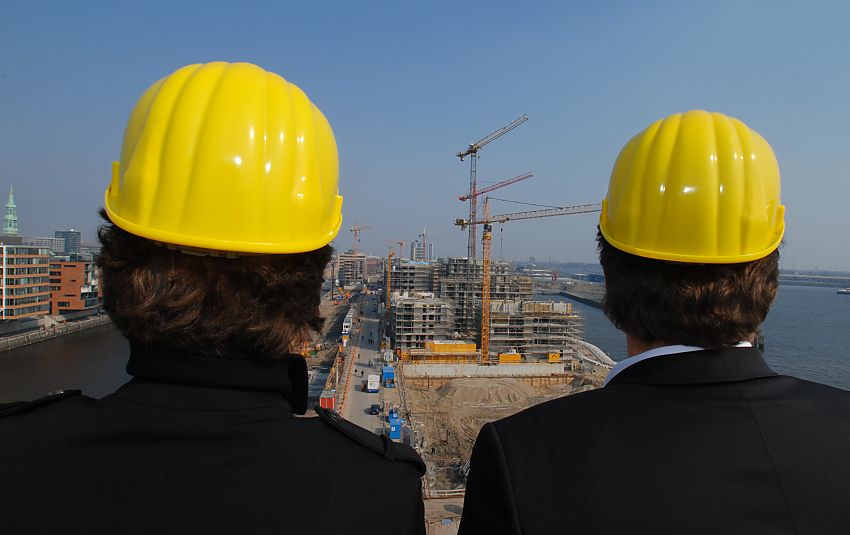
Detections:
[0, 314, 111, 353]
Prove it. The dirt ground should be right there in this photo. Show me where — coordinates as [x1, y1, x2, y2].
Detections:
[406, 374, 601, 490]
[305, 297, 348, 369]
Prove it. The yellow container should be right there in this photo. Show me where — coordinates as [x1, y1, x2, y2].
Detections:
[426, 340, 476, 353]
[498, 353, 522, 364]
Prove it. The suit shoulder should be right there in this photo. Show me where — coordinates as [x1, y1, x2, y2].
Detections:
[511, 384, 610, 415]
[492, 386, 613, 434]
[779, 375, 850, 396]
[0, 389, 93, 420]
[314, 406, 425, 476]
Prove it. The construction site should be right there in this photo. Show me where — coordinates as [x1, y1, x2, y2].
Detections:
[386, 281, 612, 493]
[324, 115, 614, 532]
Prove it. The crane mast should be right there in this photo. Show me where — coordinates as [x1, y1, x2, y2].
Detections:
[480, 199, 493, 364]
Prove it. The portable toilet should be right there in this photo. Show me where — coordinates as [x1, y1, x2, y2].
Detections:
[388, 407, 399, 422]
[388, 414, 402, 440]
[382, 365, 396, 388]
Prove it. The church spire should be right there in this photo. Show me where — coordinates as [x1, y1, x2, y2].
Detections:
[4, 186, 19, 236]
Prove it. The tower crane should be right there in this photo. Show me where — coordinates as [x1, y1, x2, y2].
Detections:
[349, 224, 373, 254]
[455, 200, 602, 227]
[456, 114, 528, 262]
[388, 240, 406, 259]
[455, 197, 602, 364]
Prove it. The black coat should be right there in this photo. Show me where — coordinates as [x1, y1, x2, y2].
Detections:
[0, 341, 425, 534]
[459, 348, 850, 534]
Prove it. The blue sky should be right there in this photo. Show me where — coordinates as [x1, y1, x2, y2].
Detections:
[2, 1, 849, 270]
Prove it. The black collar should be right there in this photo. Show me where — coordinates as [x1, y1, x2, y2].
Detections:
[606, 347, 777, 387]
[121, 340, 309, 414]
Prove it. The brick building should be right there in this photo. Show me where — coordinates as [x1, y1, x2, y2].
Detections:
[49, 256, 100, 315]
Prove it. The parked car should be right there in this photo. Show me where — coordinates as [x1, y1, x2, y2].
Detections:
[368, 404, 382, 415]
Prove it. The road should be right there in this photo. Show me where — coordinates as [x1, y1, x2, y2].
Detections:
[342, 293, 387, 434]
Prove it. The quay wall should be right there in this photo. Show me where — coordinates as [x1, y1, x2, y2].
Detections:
[558, 291, 603, 309]
[0, 314, 112, 353]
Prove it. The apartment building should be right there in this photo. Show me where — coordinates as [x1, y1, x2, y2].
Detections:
[489, 300, 583, 361]
[337, 251, 367, 286]
[434, 257, 533, 333]
[31, 237, 65, 253]
[49, 255, 100, 315]
[388, 258, 436, 294]
[0, 245, 51, 320]
[389, 292, 455, 350]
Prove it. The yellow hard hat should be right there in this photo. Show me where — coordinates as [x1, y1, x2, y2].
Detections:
[105, 62, 343, 254]
[600, 110, 785, 263]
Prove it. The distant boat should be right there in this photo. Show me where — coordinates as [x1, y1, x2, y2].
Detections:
[838, 288, 850, 295]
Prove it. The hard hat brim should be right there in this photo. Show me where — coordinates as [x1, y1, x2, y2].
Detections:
[104, 190, 343, 255]
[599, 200, 785, 264]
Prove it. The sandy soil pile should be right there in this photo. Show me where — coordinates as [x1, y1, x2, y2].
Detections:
[435, 378, 539, 406]
[406, 377, 597, 490]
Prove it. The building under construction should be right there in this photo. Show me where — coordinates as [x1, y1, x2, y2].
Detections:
[388, 258, 436, 294]
[389, 292, 455, 350]
[337, 251, 366, 286]
[489, 300, 582, 361]
[381, 253, 589, 364]
[434, 257, 532, 334]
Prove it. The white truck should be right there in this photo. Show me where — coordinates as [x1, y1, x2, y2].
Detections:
[366, 374, 380, 393]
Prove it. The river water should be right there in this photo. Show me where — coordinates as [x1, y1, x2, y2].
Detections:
[0, 285, 847, 403]
[556, 284, 850, 389]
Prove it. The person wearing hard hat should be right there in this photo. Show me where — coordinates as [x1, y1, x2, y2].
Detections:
[0, 63, 425, 534]
[459, 111, 850, 534]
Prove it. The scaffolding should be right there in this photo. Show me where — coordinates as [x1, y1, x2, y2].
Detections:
[337, 251, 367, 286]
[488, 300, 583, 361]
[387, 258, 437, 294]
[434, 257, 532, 334]
[389, 293, 456, 350]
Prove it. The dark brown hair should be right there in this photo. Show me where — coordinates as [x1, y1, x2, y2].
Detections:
[597, 230, 779, 348]
[97, 210, 331, 358]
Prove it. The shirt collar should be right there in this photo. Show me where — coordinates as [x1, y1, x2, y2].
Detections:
[604, 341, 754, 387]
